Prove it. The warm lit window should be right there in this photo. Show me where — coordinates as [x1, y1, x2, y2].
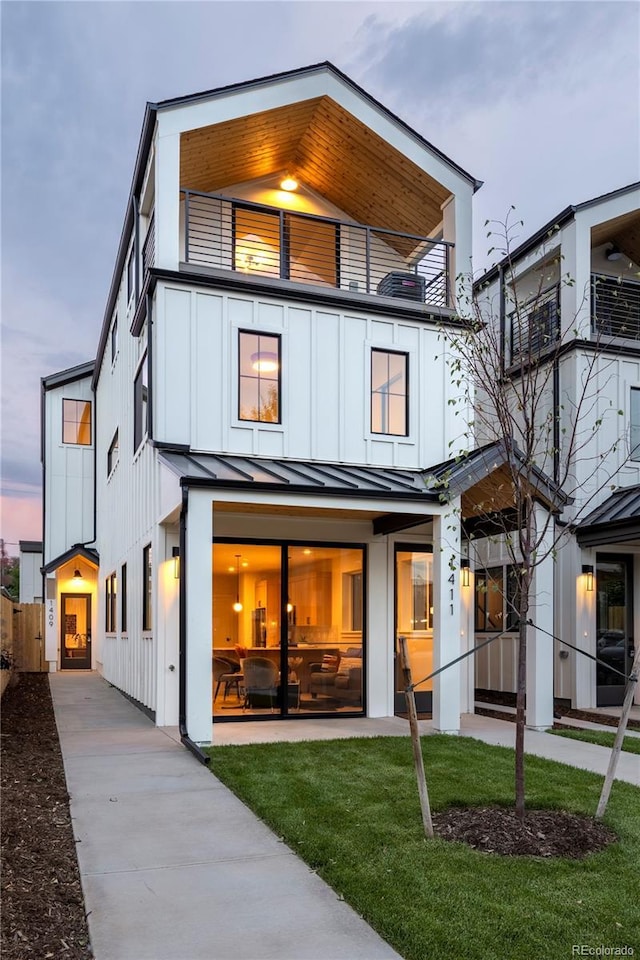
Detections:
[105, 572, 117, 632]
[121, 563, 127, 633]
[142, 544, 152, 631]
[107, 429, 119, 476]
[134, 353, 148, 451]
[234, 207, 280, 277]
[371, 350, 408, 436]
[631, 388, 640, 461]
[475, 565, 521, 632]
[62, 399, 92, 445]
[111, 316, 118, 363]
[239, 331, 280, 422]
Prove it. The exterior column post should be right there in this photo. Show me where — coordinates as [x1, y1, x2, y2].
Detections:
[432, 506, 461, 733]
[526, 503, 555, 729]
[185, 490, 213, 743]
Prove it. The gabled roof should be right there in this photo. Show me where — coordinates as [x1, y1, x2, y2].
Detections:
[93, 62, 480, 391]
[42, 360, 95, 391]
[19, 541, 43, 554]
[424, 439, 570, 516]
[576, 485, 640, 546]
[42, 545, 99, 575]
[475, 181, 640, 288]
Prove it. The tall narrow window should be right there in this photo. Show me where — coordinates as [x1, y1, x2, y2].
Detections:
[62, 399, 92, 445]
[107, 429, 119, 476]
[142, 544, 152, 631]
[631, 387, 640, 461]
[371, 349, 408, 435]
[127, 247, 135, 303]
[121, 563, 127, 633]
[134, 353, 148, 451]
[111, 316, 118, 363]
[239, 331, 281, 422]
[234, 207, 280, 278]
[105, 572, 117, 632]
[475, 567, 507, 631]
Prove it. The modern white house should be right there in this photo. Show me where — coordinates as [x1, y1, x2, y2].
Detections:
[42, 61, 611, 749]
[473, 181, 640, 713]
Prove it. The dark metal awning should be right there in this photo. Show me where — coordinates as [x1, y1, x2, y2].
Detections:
[158, 450, 440, 503]
[576, 485, 640, 546]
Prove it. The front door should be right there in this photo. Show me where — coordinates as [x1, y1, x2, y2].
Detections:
[596, 555, 634, 706]
[60, 594, 92, 669]
[394, 546, 433, 714]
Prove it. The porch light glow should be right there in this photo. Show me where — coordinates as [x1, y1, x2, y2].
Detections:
[72, 568, 83, 584]
[233, 554, 243, 612]
[251, 351, 279, 373]
[460, 559, 471, 588]
[582, 564, 594, 592]
[280, 176, 298, 192]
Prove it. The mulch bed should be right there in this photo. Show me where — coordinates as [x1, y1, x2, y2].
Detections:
[1, 674, 93, 959]
[433, 806, 617, 858]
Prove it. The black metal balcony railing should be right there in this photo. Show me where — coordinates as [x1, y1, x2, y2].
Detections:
[180, 189, 454, 309]
[509, 283, 560, 362]
[592, 273, 640, 340]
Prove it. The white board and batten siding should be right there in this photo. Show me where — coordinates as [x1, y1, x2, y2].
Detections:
[152, 281, 456, 470]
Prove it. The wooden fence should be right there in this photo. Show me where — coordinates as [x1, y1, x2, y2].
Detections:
[1, 595, 45, 676]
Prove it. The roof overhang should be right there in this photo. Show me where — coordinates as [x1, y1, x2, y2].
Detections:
[42, 546, 99, 575]
[576, 485, 640, 547]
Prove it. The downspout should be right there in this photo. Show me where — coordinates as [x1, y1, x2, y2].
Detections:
[553, 358, 560, 484]
[178, 484, 210, 765]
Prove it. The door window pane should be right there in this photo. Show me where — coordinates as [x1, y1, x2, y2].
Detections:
[396, 550, 433, 694]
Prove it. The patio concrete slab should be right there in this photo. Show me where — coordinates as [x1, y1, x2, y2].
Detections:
[49, 673, 401, 960]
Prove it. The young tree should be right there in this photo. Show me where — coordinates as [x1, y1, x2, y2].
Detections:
[437, 214, 632, 820]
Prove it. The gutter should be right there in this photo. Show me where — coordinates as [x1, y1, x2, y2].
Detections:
[178, 486, 210, 765]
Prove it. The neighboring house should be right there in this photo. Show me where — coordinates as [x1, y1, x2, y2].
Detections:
[473, 182, 640, 712]
[42, 62, 572, 745]
[19, 541, 43, 603]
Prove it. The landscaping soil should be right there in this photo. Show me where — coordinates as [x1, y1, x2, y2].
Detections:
[1, 674, 93, 959]
[433, 806, 617, 858]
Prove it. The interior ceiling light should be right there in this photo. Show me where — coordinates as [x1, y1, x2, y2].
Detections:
[251, 351, 279, 373]
[606, 244, 622, 262]
[280, 175, 298, 192]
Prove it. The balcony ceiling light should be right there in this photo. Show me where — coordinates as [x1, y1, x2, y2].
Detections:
[280, 176, 298, 192]
[606, 244, 622, 262]
[251, 351, 279, 373]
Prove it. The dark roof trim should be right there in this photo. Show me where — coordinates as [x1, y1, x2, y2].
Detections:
[42, 545, 99, 575]
[372, 513, 432, 536]
[576, 483, 640, 546]
[576, 521, 640, 547]
[19, 541, 43, 554]
[136, 267, 460, 335]
[156, 61, 481, 191]
[475, 180, 640, 289]
[42, 360, 95, 391]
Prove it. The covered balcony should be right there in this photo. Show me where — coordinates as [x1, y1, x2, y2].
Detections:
[181, 188, 453, 308]
[591, 206, 640, 340]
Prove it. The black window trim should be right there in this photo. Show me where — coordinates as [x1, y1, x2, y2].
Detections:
[237, 329, 282, 425]
[370, 347, 409, 437]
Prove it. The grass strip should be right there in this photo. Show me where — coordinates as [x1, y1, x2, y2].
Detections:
[206, 735, 639, 960]
[551, 727, 640, 754]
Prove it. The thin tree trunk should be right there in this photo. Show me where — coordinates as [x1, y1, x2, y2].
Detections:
[515, 615, 527, 821]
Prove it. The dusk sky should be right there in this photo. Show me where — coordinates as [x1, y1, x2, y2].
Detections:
[1, 1, 639, 556]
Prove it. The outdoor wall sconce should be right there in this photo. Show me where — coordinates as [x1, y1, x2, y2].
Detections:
[72, 568, 83, 584]
[172, 546, 180, 580]
[460, 559, 471, 588]
[582, 564, 594, 592]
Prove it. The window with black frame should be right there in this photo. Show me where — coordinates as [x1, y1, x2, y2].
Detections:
[371, 349, 408, 436]
[142, 545, 152, 631]
[238, 331, 280, 423]
[134, 353, 148, 451]
[475, 565, 521, 632]
[105, 572, 117, 632]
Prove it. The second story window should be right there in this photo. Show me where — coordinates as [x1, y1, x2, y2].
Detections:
[371, 349, 408, 436]
[62, 399, 92, 445]
[107, 429, 119, 476]
[127, 247, 135, 304]
[111, 316, 118, 363]
[238, 331, 281, 423]
[134, 353, 148, 451]
[121, 563, 127, 633]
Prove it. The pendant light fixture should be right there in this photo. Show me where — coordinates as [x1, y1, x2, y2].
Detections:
[232, 555, 243, 612]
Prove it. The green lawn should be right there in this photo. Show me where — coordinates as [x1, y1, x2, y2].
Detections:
[551, 727, 640, 755]
[207, 735, 640, 960]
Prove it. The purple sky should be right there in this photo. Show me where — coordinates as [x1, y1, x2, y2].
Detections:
[1, 1, 639, 555]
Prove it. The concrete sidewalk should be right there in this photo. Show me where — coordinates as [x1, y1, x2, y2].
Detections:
[50, 673, 401, 960]
[50, 674, 639, 960]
